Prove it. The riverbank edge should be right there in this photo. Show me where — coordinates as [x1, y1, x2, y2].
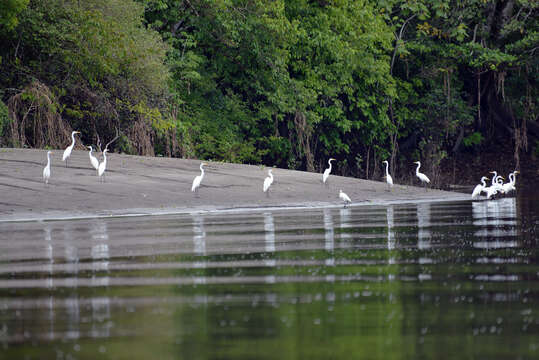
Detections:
[0, 194, 472, 223]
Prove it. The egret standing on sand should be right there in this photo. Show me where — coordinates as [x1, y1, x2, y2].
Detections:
[382, 160, 393, 191]
[263, 169, 274, 197]
[471, 176, 489, 199]
[62, 131, 80, 167]
[192, 162, 207, 195]
[43, 151, 52, 185]
[413, 161, 430, 190]
[88, 146, 99, 173]
[339, 190, 351, 208]
[322, 158, 335, 186]
[98, 149, 108, 182]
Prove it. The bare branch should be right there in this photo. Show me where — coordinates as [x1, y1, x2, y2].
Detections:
[390, 14, 417, 75]
[104, 127, 120, 151]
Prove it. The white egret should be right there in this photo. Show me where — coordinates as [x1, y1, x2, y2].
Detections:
[43, 151, 52, 185]
[339, 190, 351, 208]
[413, 161, 430, 190]
[502, 171, 519, 194]
[88, 146, 99, 173]
[471, 176, 489, 199]
[62, 131, 80, 167]
[98, 149, 108, 182]
[486, 186, 498, 200]
[382, 160, 393, 191]
[322, 158, 336, 186]
[485, 174, 504, 199]
[191, 162, 207, 195]
[495, 175, 505, 194]
[263, 169, 274, 197]
[489, 172, 504, 194]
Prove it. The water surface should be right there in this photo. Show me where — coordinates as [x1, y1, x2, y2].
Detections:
[0, 193, 538, 359]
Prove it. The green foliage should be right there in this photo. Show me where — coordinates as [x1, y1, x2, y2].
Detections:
[462, 132, 484, 147]
[0, 99, 10, 140]
[0, 0, 169, 151]
[0, 0, 29, 31]
[0, 0, 536, 178]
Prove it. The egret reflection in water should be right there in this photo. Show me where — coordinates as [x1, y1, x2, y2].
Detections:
[90, 220, 110, 286]
[417, 202, 431, 250]
[192, 214, 206, 255]
[264, 212, 275, 253]
[339, 207, 352, 241]
[472, 197, 518, 247]
[323, 208, 335, 268]
[386, 205, 395, 251]
[0, 195, 537, 359]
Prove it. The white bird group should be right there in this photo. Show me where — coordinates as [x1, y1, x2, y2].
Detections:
[44, 134, 519, 206]
[42, 130, 110, 185]
[471, 170, 519, 200]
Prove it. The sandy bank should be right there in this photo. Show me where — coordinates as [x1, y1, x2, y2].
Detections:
[0, 148, 470, 222]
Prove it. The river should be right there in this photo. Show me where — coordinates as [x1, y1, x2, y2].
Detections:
[0, 190, 537, 359]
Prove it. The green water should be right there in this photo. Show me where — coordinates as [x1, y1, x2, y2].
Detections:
[0, 194, 537, 359]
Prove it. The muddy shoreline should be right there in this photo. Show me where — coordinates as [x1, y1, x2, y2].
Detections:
[0, 148, 471, 222]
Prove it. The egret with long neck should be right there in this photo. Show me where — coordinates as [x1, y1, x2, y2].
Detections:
[192, 162, 207, 196]
[62, 131, 80, 167]
[98, 149, 108, 182]
[263, 169, 274, 197]
[413, 161, 430, 191]
[322, 158, 335, 186]
[471, 176, 489, 199]
[382, 160, 393, 191]
[88, 146, 99, 174]
[43, 151, 52, 185]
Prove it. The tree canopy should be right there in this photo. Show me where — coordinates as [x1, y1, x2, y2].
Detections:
[0, 0, 537, 182]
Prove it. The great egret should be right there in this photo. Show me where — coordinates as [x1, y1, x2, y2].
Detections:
[98, 149, 108, 182]
[382, 160, 393, 191]
[191, 162, 207, 195]
[322, 158, 335, 186]
[502, 171, 519, 194]
[88, 146, 99, 173]
[485, 173, 504, 199]
[263, 169, 274, 197]
[413, 161, 430, 190]
[62, 131, 80, 167]
[471, 176, 489, 199]
[495, 175, 505, 194]
[486, 186, 498, 200]
[339, 190, 351, 207]
[43, 151, 52, 185]
[489, 172, 504, 193]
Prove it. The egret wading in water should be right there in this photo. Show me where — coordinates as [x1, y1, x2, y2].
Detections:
[489, 171, 505, 196]
[88, 146, 99, 174]
[263, 169, 274, 197]
[43, 151, 52, 185]
[382, 160, 393, 191]
[62, 131, 80, 167]
[98, 149, 108, 183]
[471, 176, 489, 199]
[339, 190, 351, 208]
[502, 171, 519, 195]
[413, 161, 430, 191]
[191, 162, 207, 196]
[322, 158, 336, 186]
[485, 173, 504, 199]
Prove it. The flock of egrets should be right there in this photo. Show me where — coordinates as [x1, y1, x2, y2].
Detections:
[42, 131, 518, 205]
[470, 170, 519, 200]
[42, 131, 109, 184]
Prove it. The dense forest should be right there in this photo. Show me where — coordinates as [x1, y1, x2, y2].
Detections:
[0, 0, 537, 185]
